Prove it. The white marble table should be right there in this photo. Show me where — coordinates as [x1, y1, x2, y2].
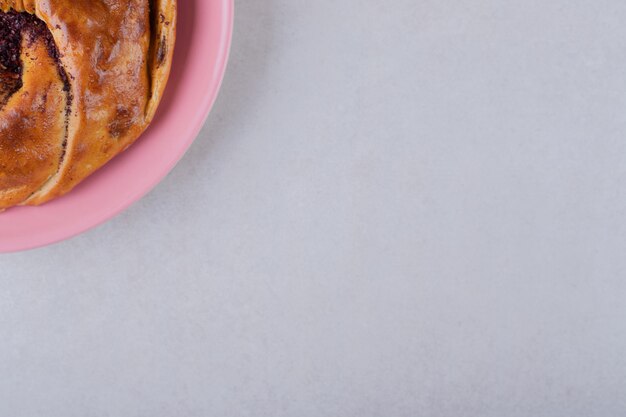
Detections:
[2, 0, 626, 415]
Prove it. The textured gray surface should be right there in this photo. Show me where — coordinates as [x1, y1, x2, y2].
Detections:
[3, 0, 626, 415]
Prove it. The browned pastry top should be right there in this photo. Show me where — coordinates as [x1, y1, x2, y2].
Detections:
[0, 0, 176, 209]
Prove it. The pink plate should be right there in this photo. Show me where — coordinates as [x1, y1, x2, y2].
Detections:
[0, 0, 234, 253]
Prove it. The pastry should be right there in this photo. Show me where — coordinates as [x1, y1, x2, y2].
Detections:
[0, 0, 176, 209]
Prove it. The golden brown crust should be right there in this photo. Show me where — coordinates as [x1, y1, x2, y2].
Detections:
[0, 0, 176, 209]
[147, 0, 177, 122]
[0, 34, 67, 207]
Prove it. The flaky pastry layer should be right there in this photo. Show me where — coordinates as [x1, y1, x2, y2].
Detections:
[0, 0, 176, 209]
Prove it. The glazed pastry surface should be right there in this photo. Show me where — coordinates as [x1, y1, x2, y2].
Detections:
[0, 0, 176, 209]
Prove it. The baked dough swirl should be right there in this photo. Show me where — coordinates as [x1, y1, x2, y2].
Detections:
[0, 0, 176, 209]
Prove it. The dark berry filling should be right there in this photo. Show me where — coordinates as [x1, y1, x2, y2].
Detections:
[0, 11, 24, 75]
[0, 10, 70, 106]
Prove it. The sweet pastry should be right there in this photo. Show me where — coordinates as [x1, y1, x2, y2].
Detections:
[0, 0, 176, 209]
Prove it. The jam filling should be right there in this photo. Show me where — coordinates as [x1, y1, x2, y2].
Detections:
[0, 10, 70, 107]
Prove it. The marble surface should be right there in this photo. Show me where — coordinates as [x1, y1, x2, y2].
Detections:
[3, 0, 626, 415]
